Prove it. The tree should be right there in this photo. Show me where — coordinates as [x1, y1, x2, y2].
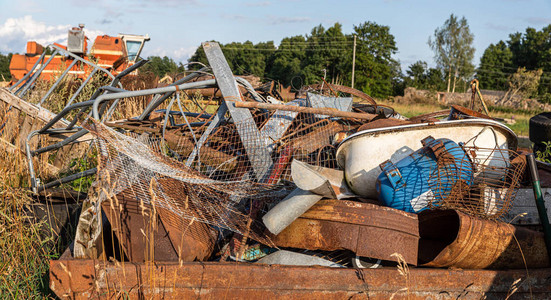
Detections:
[477, 41, 513, 90]
[140, 56, 182, 78]
[428, 14, 475, 93]
[405, 61, 428, 88]
[352, 21, 398, 98]
[0, 53, 12, 82]
[187, 21, 400, 98]
[507, 25, 551, 96]
[404, 60, 446, 91]
[293, 23, 350, 86]
[502, 67, 542, 103]
[265, 35, 307, 87]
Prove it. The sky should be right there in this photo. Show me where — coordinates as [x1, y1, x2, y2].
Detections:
[0, 0, 550, 72]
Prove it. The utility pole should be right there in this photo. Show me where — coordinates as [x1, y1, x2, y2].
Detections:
[351, 35, 357, 89]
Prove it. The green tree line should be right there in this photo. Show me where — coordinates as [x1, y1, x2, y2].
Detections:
[478, 24, 551, 102]
[188, 22, 401, 99]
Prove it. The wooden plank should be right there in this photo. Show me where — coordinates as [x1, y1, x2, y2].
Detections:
[0, 87, 69, 126]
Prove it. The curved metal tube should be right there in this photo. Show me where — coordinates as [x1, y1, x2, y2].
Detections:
[93, 79, 217, 120]
[138, 67, 211, 120]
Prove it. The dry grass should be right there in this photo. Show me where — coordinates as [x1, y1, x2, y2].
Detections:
[0, 145, 58, 298]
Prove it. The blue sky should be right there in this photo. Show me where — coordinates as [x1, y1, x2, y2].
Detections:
[0, 0, 550, 72]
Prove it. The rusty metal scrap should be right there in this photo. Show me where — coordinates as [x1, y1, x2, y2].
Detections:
[50, 254, 551, 299]
[101, 186, 217, 262]
[418, 209, 550, 269]
[272, 199, 419, 265]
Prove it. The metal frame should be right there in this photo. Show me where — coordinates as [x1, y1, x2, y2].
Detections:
[11, 44, 120, 108]
[26, 70, 218, 193]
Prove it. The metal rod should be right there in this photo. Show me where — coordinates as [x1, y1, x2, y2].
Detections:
[110, 59, 148, 87]
[37, 167, 97, 192]
[39, 99, 95, 133]
[66, 68, 99, 107]
[527, 153, 551, 265]
[233, 101, 377, 120]
[20, 50, 60, 98]
[92, 79, 217, 120]
[39, 59, 78, 105]
[10, 51, 47, 92]
[138, 67, 211, 120]
[32, 129, 88, 155]
[153, 109, 212, 119]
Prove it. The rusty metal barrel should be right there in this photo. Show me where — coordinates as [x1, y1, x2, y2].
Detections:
[418, 209, 550, 269]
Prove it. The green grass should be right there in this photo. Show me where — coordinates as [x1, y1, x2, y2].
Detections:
[377, 100, 534, 137]
[0, 152, 59, 298]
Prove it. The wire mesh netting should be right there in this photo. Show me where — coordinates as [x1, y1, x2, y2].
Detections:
[86, 96, 366, 247]
[427, 146, 526, 220]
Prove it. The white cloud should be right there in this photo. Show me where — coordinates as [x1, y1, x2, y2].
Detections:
[0, 16, 104, 54]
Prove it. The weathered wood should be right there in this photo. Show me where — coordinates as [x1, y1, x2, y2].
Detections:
[0, 87, 69, 126]
[234, 100, 377, 121]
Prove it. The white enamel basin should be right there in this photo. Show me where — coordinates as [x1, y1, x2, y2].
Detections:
[335, 119, 518, 199]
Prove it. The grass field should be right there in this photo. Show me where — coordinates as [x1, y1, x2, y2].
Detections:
[378, 100, 534, 137]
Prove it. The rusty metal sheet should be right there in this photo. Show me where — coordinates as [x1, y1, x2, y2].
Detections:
[50, 256, 551, 299]
[272, 199, 419, 265]
[101, 185, 215, 262]
[419, 209, 550, 269]
[292, 121, 351, 154]
[101, 195, 179, 262]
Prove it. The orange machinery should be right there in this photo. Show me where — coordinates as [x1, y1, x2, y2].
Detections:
[9, 24, 150, 82]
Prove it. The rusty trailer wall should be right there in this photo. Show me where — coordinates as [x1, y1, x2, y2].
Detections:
[50, 257, 551, 299]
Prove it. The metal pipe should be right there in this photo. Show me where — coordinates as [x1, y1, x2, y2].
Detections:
[32, 129, 88, 155]
[110, 59, 148, 87]
[37, 167, 97, 192]
[39, 99, 95, 134]
[39, 59, 78, 105]
[66, 68, 99, 107]
[66, 107, 88, 130]
[10, 51, 47, 92]
[20, 50, 60, 98]
[233, 101, 377, 120]
[527, 153, 551, 264]
[138, 67, 211, 120]
[92, 79, 217, 120]
[419, 209, 550, 269]
[263, 188, 323, 235]
[25, 130, 41, 193]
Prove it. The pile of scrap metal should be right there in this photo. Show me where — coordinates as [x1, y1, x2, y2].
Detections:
[12, 42, 549, 298]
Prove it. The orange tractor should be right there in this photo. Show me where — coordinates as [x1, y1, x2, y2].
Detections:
[9, 24, 150, 83]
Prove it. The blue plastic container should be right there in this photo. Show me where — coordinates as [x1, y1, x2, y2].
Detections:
[375, 136, 474, 213]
